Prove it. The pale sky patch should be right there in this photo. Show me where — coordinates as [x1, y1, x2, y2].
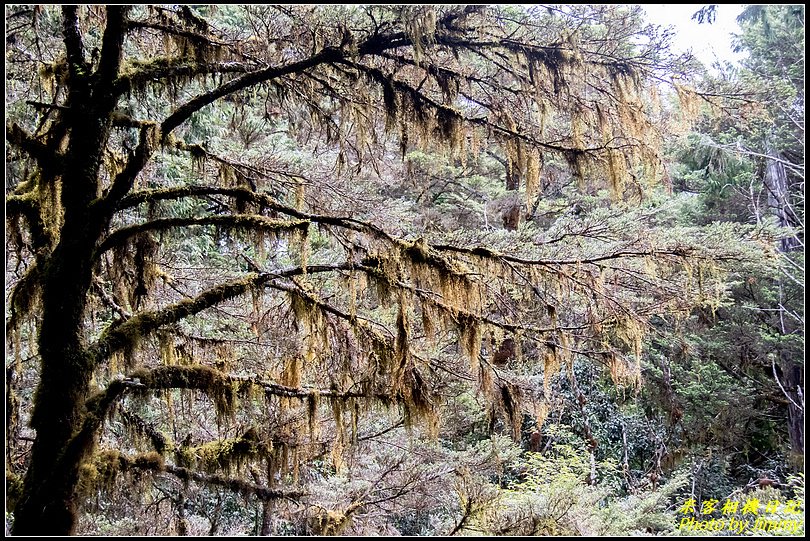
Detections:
[641, 4, 747, 68]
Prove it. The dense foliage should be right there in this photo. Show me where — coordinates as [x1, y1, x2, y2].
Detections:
[5, 5, 803, 535]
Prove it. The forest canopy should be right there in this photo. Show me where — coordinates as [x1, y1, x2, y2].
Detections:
[4, 5, 804, 536]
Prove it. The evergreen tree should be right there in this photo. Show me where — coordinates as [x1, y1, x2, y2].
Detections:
[5, 5, 778, 534]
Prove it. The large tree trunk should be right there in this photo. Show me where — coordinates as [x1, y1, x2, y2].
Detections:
[12, 175, 108, 536]
[764, 146, 804, 465]
[11, 210, 106, 533]
[259, 501, 274, 536]
[764, 147, 801, 252]
[12, 18, 120, 530]
[785, 362, 804, 466]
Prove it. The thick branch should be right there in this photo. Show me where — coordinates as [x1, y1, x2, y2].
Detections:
[6, 263, 42, 332]
[117, 185, 395, 240]
[5, 192, 38, 219]
[88, 264, 347, 363]
[116, 407, 169, 454]
[95, 6, 130, 87]
[112, 59, 254, 95]
[431, 243, 696, 267]
[6, 123, 65, 169]
[61, 6, 87, 80]
[89, 272, 270, 361]
[99, 122, 160, 209]
[97, 32, 406, 217]
[113, 452, 305, 501]
[160, 46, 344, 136]
[87, 448, 303, 501]
[92, 30, 413, 221]
[160, 29, 410, 136]
[79, 364, 398, 455]
[163, 463, 304, 501]
[124, 365, 392, 401]
[6, 193, 52, 253]
[94, 214, 309, 257]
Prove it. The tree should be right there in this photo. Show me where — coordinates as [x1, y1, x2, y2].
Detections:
[733, 5, 804, 462]
[678, 4, 804, 466]
[5, 5, 769, 534]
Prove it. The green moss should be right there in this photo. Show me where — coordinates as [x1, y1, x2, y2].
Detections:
[130, 451, 165, 471]
[6, 471, 23, 510]
[188, 436, 269, 473]
[78, 450, 165, 496]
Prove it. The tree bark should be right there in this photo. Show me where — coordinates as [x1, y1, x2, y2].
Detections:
[785, 362, 804, 466]
[259, 501, 274, 536]
[11, 7, 127, 534]
[764, 144, 804, 465]
[12, 136, 109, 536]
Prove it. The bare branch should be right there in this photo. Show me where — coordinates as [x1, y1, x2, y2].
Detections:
[125, 19, 228, 49]
[92, 277, 132, 320]
[772, 357, 804, 412]
[431, 243, 696, 267]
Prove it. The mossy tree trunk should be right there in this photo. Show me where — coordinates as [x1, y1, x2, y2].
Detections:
[11, 7, 128, 535]
[9, 8, 352, 534]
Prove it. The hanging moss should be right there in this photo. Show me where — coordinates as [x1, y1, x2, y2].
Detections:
[436, 107, 463, 157]
[498, 381, 523, 439]
[542, 348, 559, 398]
[400, 5, 437, 65]
[293, 220, 310, 273]
[157, 331, 177, 367]
[309, 507, 355, 536]
[307, 390, 320, 441]
[394, 290, 411, 374]
[398, 363, 438, 437]
[379, 73, 399, 132]
[458, 314, 482, 369]
[185, 434, 271, 474]
[330, 397, 345, 471]
[118, 407, 170, 455]
[7, 264, 42, 335]
[288, 286, 328, 364]
[613, 316, 645, 368]
[420, 300, 436, 343]
[129, 365, 239, 419]
[78, 449, 165, 496]
[525, 148, 542, 208]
